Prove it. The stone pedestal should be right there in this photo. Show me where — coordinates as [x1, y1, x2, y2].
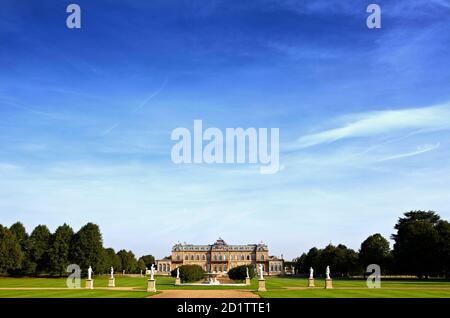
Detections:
[308, 278, 315, 287]
[85, 279, 94, 289]
[147, 279, 156, 292]
[257, 279, 266, 292]
[175, 277, 181, 285]
[245, 277, 251, 285]
[325, 278, 333, 289]
[108, 278, 115, 287]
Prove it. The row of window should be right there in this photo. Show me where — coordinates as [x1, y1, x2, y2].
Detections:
[159, 263, 281, 273]
[175, 254, 265, 261]
[270, 264, 282, 272]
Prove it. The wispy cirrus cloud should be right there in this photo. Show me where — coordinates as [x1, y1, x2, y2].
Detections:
[289, 103, 450, 150]
[378, 143, 441, 162]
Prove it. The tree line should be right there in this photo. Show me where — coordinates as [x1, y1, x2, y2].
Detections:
[0, 222, 155, 276]
[295, 211, 450, 279]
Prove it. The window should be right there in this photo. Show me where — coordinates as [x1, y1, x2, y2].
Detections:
[176, 255, 180, 261]
[219, 255, 222, 261]
[191, 255, 194, 260]
[247, 255, 250, 260]
[219, 265, 222, 272]
[224, 255, 227, 261]
[196, 255, 199, 260]
[202, 255, 206, 260]
[159, 264, 162, 271]
[241, 255, 244, 260]
[260, 255, 264, 261]
[185, 255, 188, 260]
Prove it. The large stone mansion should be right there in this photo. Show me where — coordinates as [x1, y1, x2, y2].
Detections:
[156, 238, 284, 276]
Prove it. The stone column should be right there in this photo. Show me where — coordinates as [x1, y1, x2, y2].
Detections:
[147, 279, 156, 292]
[85, 279, 94, 289]
[257, 279, 266, 292]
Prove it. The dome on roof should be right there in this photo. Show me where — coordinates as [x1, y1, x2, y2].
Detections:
[213, 237, 227, 245]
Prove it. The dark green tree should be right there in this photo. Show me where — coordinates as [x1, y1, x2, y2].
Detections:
[48, 224, 74, 276]
[139, 255, 155, 268]
[137, 258, 146, 272]
[103, 248, 121, 271]
[294, 253, 307, 273]
[28, 225, 51, 275]
[295, 244, 359, 277]
[70, 223, 104, 275]
[9, 222, 28, 249]
[117, 250, 138, 273]
[359, 233, 391, 276]
[436, 220, 450, 278]
[170, 265, 205, 283]
[0, 225, 24, 274]
[9, 222, 29, 274]
[392, 211, 441, 278]
[228, 265, 255, 281]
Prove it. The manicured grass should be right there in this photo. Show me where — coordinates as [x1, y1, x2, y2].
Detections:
[258, 289, 450, 298]
[1, 275, 449, 298]
[0, 276, 146, 288]
[264, 277, 450, 289]
[0, 289, 152, 298]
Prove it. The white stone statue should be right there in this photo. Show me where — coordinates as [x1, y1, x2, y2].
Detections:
[176, 267, 180, 279]
[326, 266, 331, 279]
[309, 267, 314, 279]
[246, 267, 250, 279]
[87, 266, 93, 280]
[258, 264, 264, 280]
[140, 269, 143, 276]
[150, 264, 155, 280]
[110, 266, 114, 279]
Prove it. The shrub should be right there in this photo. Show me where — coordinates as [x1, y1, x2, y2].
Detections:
[228, 265, 255, 281]
[171, 265, 205, 283]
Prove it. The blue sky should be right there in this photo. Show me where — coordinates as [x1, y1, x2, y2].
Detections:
[1, 0, 450, 260]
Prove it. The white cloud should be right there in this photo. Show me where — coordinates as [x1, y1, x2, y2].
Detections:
[290, 103, 450, 149]
[378, 143, 441, 162]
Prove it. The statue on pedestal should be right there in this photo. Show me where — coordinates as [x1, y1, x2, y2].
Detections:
[246, 267, 250, 279]
[309, 267, 314, 279]
[176, 267, 180, 279]
[150, 264, 155, 280]
[110, 266, 114, 279]
[258, 264, 264, 280]
[87, 266, 93, 280]
[326, 266, 331, 279]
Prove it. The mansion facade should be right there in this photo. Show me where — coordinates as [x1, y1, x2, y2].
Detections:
[156, 238, 284, 276]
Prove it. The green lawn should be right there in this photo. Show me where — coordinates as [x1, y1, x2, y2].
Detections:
[258, 289, 450, 298]
[263, 277, 450, 289]
[1, 275, 449, 298]
[0, 289, 152, 298]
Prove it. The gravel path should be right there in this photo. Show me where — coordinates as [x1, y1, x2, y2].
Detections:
[149, 290, 260, 298]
